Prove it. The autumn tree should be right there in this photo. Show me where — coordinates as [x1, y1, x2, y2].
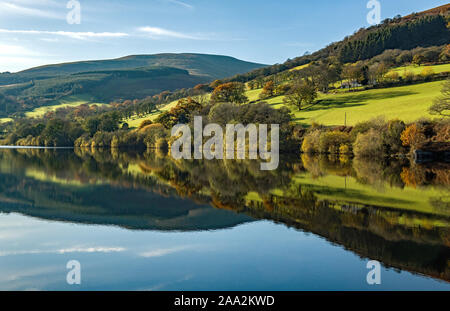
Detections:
[156, 97, 203, 129]
[210, 80, 222, 89]
[421, 67, 434, 79]
[193, 84, 213, 94]
[439, 44, 450, 62]
[139, 119, 153, 129]
[210, 82, 248, 104]
[259, 81, 275, 99]
[401, 124, 426, 148]
[412, 54, 425, 66]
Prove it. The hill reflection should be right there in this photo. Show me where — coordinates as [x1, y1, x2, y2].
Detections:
[0, 148, 448, 282]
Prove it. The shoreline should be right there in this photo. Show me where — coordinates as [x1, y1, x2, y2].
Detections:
[0, 146, 74, 149]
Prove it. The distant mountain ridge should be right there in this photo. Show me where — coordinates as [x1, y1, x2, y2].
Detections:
[0, 54, 266, 112]
[8, 53, 266, 81]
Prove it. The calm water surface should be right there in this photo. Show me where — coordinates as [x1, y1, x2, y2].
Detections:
[0, 148, 449, 290]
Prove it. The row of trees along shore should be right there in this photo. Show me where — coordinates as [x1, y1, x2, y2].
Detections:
[0, 42, 449, 159]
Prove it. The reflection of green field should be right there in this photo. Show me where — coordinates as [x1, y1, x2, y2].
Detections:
[0, 118, 12, 123]
[25, 94, 106, 118]
[288, 173, 449, 216]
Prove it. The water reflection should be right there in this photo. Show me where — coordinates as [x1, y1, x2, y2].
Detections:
[0, 148, 449, 288]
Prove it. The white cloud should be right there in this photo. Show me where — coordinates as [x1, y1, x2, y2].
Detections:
[40, 38, 59, 43]
[0, 1, 63, 19]
[0, 29, 129, 40]
[137, 26, 205, 40]
[0, 246, 126, 256]
[167, 0, 193, 9]
[139, 246, 189, 258]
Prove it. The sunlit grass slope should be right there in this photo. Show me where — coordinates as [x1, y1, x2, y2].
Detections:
[25, 94, 106, 118]
[262, 80, 444, 126]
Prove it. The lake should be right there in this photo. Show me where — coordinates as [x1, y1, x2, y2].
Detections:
[0, 148, 449, 290]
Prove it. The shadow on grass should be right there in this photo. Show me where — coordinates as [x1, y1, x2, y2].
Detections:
[304, 90, 418, 112]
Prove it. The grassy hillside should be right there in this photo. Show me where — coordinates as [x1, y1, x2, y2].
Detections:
[0, 54, 266, 117]
[127, 80, 445, 128]
[388, 63, 450, 76]
[260, 80, 444, 126]
[25, 94, 106, 118]
[124, 99, 180, 128]
[133, 67, 446, 128]
[221, 5, 449, 85]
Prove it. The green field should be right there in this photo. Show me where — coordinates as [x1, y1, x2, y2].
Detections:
[136, 63, 447, 127]
[259, 80, 444, 126]
[25, 94, 106, 118]
[388, 63, 450, 76]
[124, 99, 179, 128]
[146, 80, 444, 127]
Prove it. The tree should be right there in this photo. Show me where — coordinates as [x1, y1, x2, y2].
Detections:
[342, 63, 368, 87]
[401, 124, 426, 148]
[353, 129, 384, 158]
[84, 117, 101, 136]
[156, 97, 203, 129]
[210, 82, 248, 104]
[259, 81, 275, 99]
[439, 44, 450, 62]
[210, 80, 222, 89]
[421, 67, 434, 79]
[384, 71, 400, 82]
[308, 63, 340, 93]
[368, 62, 388, 84]
[412, 54, 425, 66]
[139, 119, 153, 129]
[429, 79, 450, 117]
[396, 50, 412, 65]
[283, 79, 317, 111]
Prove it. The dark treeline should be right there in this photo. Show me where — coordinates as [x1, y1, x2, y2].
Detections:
[338, 15, 448, 63]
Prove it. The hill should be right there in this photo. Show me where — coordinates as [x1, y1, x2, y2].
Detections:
[223, 5, 449, 84]
[0, 54, 266, 116]
[125, 63, 448, 128]
[0, 53, 266, 85]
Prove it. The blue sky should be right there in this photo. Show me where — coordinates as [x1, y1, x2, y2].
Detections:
[0, 0, 448, 72]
